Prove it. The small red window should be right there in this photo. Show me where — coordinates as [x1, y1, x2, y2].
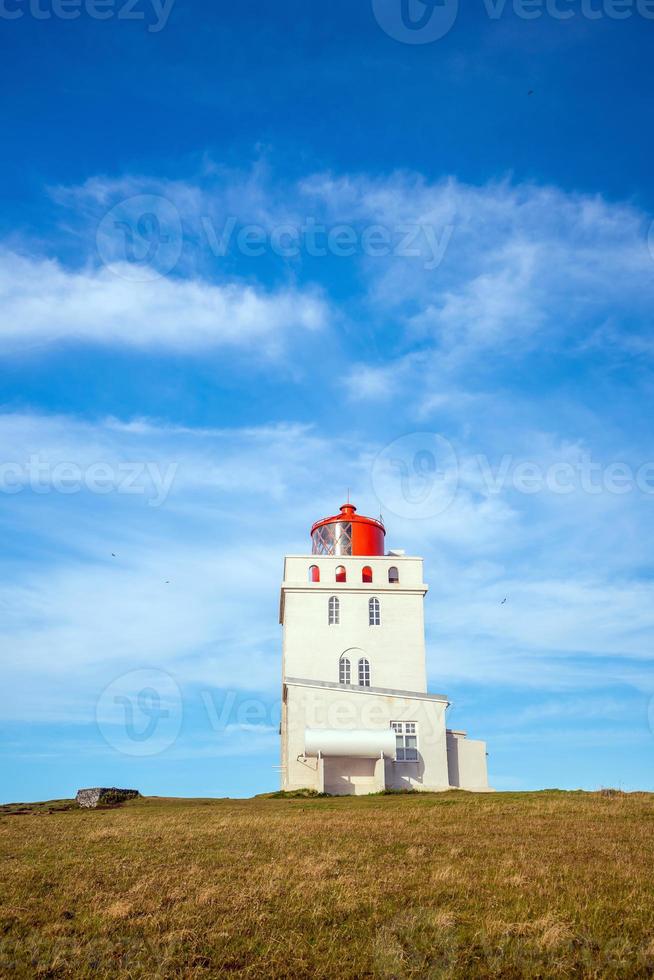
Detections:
[309, 565, 320, 583]
[362, 566, 373, 583]
[335, 565, 346, 583]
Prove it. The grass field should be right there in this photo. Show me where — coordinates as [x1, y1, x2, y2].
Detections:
[1, 790, 654, 978]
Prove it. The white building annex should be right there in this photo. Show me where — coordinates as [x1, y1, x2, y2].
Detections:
[279, 502, 491, 795]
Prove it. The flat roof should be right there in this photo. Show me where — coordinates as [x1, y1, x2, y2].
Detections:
[285, 676, 449, 704]
[283, 554, 421, 560]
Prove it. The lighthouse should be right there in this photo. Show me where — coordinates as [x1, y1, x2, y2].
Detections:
[279, 502, 491, 795]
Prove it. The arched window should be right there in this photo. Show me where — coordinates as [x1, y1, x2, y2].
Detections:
[362, 566, 373, 583]
[339, 656, 351, 685]
[358, 657, 371, 687]
[388, 566, 399, 584]
[335, 565, 346, 583]
[369, 597, 381, 626]
[309, 564, 320, 583]
[328, 596, 340, 626]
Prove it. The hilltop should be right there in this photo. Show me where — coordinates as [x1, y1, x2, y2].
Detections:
[1, 791, 653, 977]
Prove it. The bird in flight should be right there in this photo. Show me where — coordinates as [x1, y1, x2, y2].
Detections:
[501, 597, 507, 605]
[111, 553, 116, 557]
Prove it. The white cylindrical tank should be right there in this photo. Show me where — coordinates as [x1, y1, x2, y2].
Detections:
[304, 728, 396, 759]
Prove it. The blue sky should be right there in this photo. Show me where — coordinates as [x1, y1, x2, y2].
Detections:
[2, 1, 654, 802]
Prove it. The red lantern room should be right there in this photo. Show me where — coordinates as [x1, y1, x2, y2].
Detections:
[310, 503, 385, 557]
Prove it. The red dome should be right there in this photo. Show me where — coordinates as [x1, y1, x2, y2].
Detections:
[310, 503, 385, 557]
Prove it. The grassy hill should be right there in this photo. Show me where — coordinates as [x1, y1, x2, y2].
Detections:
[1, 790, 653, 978]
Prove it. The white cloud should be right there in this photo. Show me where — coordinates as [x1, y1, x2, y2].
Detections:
[2, 409, 654, 730]
[41, 165, 654, 374]
[300, 172, 654, 391]
[0, 248, 327, 354]
[0, 411, 380, 722]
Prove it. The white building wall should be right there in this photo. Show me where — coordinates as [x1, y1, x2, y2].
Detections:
[281, 555, 428, 693]
[282, 681, 450, 794]
[446, 730, 491, 792]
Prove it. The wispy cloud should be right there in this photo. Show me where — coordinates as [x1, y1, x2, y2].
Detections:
[2, 408, 653, 733]
[0, 248, 327, 354]
[3, 162, 654, 794]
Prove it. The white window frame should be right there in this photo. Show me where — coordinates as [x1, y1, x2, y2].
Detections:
[391, 721, 418, 762]
[339, 656, 351, 685]
[358, 657, 370, 687]
[328, 596, 340, 626]
[368, 596, 380, 626]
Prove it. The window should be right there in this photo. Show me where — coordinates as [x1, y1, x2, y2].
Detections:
[362, 565, 373, 583]
[388, 566, 399, 584]
[335, 565, 347, 583]
[339, 656, 351, 685]
[308, 564, 320, 583]
[358, 657, 370, 687]
[312, 521, 352, 556]
[391, 721, 418, 761]
[328, 596, 340, 625]
[368, 597, 380, 626]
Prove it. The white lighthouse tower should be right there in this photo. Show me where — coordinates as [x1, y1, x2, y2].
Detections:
[279, 502, 490, 795]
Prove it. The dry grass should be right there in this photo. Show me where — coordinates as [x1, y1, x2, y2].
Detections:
[1, 790, 654, 977]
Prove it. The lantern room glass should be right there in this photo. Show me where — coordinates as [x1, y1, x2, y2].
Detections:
[311, 521, 353, 556]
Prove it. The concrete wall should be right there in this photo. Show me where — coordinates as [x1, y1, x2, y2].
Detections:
[446, 730, 491, 791]
[282, 681, 451, 794]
